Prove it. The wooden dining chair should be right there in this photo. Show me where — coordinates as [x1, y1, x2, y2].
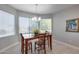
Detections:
[39, 33, 50, 47]
[38, 33, 49, 47]
[20, 33, 32, 54]
[34, 35, 46, 54]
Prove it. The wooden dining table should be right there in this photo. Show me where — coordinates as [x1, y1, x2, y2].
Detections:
[23, 33, 52, 54]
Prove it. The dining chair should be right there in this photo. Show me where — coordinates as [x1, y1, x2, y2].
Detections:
[38, 33, 49, 47]
[34, 35, 46, 54]
[39, 33, 50, 47]
[20, 33, 32, 54]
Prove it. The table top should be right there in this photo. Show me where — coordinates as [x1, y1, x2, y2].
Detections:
[23, 34, 34, 39]
[23, 33, 52, 40]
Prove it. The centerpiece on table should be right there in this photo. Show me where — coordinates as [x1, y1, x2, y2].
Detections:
[33, 29, 40, 36]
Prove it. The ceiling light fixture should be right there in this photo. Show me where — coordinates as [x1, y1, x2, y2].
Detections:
[32, 4, 41, 21]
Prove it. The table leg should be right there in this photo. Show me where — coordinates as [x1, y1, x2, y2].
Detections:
[48, 36, 50, 47]
[25, 40, 28, 54]
[50, 35, 52, 50]
[44, 38, 46, 54]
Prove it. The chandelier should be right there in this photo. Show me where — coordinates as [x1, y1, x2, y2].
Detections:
[32, 4, 41, 21]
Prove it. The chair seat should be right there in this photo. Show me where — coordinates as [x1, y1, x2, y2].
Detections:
[34, 35, 46, 54]
[35, 40, 44, 45]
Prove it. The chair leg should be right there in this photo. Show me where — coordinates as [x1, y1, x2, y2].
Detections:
[31, 43, 32, 53]
[38, 49, 40, 54]
[34, 42, 36, 53]
[21, 49, 24, 54]
[21, 46, 24, 54]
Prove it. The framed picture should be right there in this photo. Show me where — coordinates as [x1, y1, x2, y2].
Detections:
[66, 18, 79, 32]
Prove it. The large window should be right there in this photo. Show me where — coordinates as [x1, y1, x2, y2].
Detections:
[19, 16, 52, 34]
[19, 17, 30, 34]
[40, 19, 52, 33]
[19, 17, 38, 34]
[29, 18, 38, 33]
[0, 10, 15, 37]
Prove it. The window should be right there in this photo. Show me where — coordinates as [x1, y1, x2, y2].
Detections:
[19, 17, 38, 34]
[19, 16, 52, 34]
[19, 17, 30, 34]
[29, 19, 38, 33]
[0, 10, 15, 37]
[40, 19, 52, 33]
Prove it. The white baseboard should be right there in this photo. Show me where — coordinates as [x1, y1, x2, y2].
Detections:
[0, 42, 19, 53]
[55, 40, 79, 50]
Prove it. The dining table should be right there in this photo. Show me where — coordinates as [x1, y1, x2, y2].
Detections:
[23, 33, 52, 54]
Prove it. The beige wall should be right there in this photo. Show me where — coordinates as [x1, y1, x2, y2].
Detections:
[53, 5, 79, 47]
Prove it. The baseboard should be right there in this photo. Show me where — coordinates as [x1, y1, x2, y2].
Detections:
[55, 40, 79, 50]
[0, 42, 19, 53]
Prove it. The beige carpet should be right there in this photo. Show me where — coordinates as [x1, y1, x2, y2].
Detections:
[1, 40, 79, 54]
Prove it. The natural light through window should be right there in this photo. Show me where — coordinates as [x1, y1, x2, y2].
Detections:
[0, 10, 15, 37]
[19, 17, 29, 34]
[19, 16, 52, 34]
[19, 17, 38, 34]
[40, 19, 52, 33]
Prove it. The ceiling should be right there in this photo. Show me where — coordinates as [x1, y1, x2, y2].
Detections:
[9, 4, 75, 14]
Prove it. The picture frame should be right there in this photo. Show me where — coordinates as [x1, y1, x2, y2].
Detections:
[66, 18, 79, 32]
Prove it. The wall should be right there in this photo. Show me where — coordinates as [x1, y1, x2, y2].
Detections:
[53, 5, 79, 47]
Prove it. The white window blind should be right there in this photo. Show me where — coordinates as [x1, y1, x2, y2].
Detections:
[19, 16, 52, 34]
[0, 10, 15, 37]
[19, 17, 38, 34]
[19, 17, 29, 34]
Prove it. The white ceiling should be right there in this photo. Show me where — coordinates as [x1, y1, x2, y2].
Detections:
[9, 4, 75, 14]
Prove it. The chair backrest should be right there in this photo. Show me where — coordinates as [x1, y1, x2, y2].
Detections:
[20, 33, 25, 54]
[38, 35, 46, 44]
